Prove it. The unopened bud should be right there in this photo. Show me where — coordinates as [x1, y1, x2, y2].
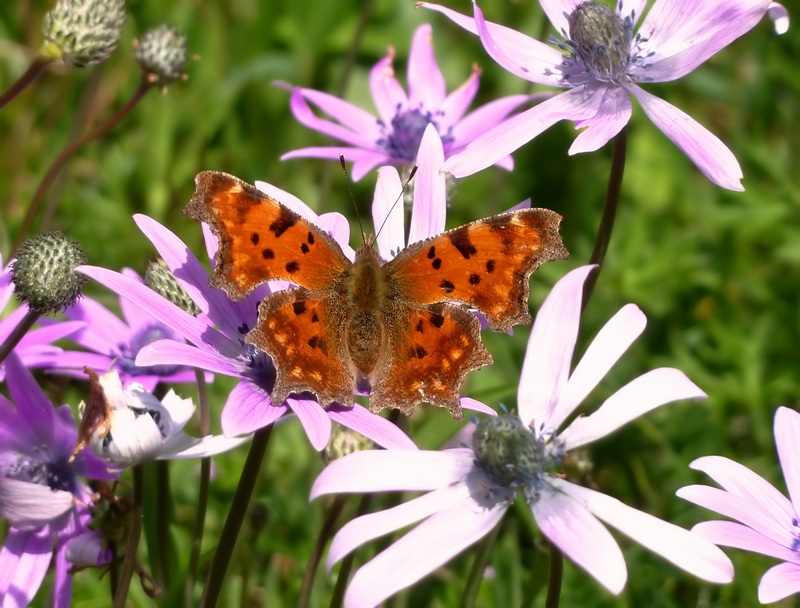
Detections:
[41, 0, 126, 67]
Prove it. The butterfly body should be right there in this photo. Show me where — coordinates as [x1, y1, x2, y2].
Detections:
[184, 171, 568, 420]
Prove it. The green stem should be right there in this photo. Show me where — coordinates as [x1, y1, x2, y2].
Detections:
[114, 465, 145, 608]
[184, 370, 211, 607]
[0, 55, 52, 110]
[330, 494, 373, 608]
[460, 520, 502, 608]
[199, 426, 272, 608]
[0, 308, 41, 367]
[582, 126, 628, 309]
[544, 543, 563, 608]
[299, 494, 348, 608]
[11, 77, 153, 252]
[154, 460, 171, 586]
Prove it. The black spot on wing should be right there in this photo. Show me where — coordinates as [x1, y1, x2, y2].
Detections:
[307, 232, 315, 245]
[440, 279, 455, 293]
[269, 208, 297, 238]
[449, 229, 477, 259]
[408, 345, 428, 359]
[262, 249, 274, 260]
[429, 311, 445, 328]
[432, 258, 442, 270]
[427, 246, 436, 259]
[286, 261, 300, 274]
[486, 260, 496, 274]
[415, 319, 425, 333]
[301, 243, 310, 254]
[469, 274, 481, 285]
[311, 313, 319, 323]
[250, 233, 260, 245]
[292, 301, 307, 315]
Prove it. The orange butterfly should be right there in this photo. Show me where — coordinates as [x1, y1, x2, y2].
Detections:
[184, 171, 568, 420]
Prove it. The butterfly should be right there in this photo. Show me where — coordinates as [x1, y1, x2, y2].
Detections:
[183, 171, 568, 420]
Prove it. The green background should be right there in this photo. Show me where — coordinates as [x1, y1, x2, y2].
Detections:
[0, 0, 798, 606]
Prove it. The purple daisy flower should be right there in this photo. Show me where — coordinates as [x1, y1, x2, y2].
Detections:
[311, 265, 732, 606]
[0, 257, 84, 381]
[0, 354, 115, 607]
[678, 406, 800, 603]
[421, 0, 789, 190]
[280, 23, 531, 180]
[41, 279, 202, 391]
[76, 182, 416, 451]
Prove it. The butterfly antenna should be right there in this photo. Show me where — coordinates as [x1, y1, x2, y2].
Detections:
[339, 155, 367, 241]
[374, 165, 418, 245]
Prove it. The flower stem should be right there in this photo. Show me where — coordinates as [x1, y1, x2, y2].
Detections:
[330, 494, 373, 608]
[184, 370, 211, 607]
[582, 126, 628, 309]
[461, 519, 502, 608]
[114, 465, 145, 608]
[0, 308, 41, 367]
[544, 543, 563, 608]
[199, 426, 272, 608]
[11, 77, 153, 253]
[298, 494, 348, 608]
[0, 55, 52, 110]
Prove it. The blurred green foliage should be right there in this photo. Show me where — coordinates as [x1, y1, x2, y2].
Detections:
[0, 0, 798, 606]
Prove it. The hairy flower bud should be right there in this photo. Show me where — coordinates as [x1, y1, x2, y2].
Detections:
[134, 25, 188, 86]
[323, 426, 373, 463]
[41, 0, 126, 67]
[144, 259, 200, 315]
[11, 231, 88, 313]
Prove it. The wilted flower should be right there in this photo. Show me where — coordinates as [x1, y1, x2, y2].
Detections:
[312, 266, 732, 606]
[421, 0, 789, 190]
[678, 406, 800, 604]
[280, 23, 531, 180]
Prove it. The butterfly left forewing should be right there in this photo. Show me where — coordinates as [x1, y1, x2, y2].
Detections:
[183, 171, 351, 300]
[372, 302, 493, 421]
[386, 208, 568, 332]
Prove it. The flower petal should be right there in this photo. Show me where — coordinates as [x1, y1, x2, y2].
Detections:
[518, 265, 595, 430]
[370, 51, 407, 124]
[555, 479, 733, 583]
[220, 380, 287, 437]
[372, 166, 405, 260]
[408, 24, 446, 108]
[532, 485, 627, 594]
[137, 339, 241, 376]
[444, 86, 606, 178]
[460, 397, 497, 416]
[343, 494, 507, 608]
[768, 2, 789, 34]
[0, 527, 53, 607]
[774, 406, 800, 515]
[288, 88, 381, 147]
[310, 449, 474, 499]
[569, 85, 632, 154]
[438, 65, 480, 129]
[158, 432, 250, 459]
[327, 403, 418, 450]
[629, 86, 743, 190]
[289, 397, 332, 451]
[408, 124, 446, 245]
[560, 368, 706, 450]
[759, 561, 800, 603]
[328, 481, 472, 566]
[449, 92, 531, 149]
[691, 520, 796, 563]
[0, 479, 74, 526]
[552, 303, 646, 431]
[540, 0, 583, 36]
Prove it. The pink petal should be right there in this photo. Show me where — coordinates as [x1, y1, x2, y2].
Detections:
[62, 296, 130, 352]
[0, 528, 53, 607]
[327, 403, 418, 450]
[560, 368, 706, 449]
[438, 65, 480, 128]
[555, 479, 733, 583]
[629, 86, 743, 191]
[372, 166, 405, 260]
[343, 496, 507, 608]
[759, 561, 800, 603]
[549, 304, 646, 431]
[518, 265, 595, 430]
[569, 85, 632, 154]
[253, 181, 318, 219]
[369, 52, 407, 124]
[692, 520, 796, 563]
[532, 486, 627, 594]
[460, 397, 497, 416]
[540, 0, 583, 34]
[774, 407, 800, 515]
[327, 482, 472, 566]
[407, 24, 446, 108]
[288, 88, 380, 148]
[287, 397, 331, 451]
[137, 340, 241, 376]
[443, 86, 606, 178]
[408, 124, 446, 245]
[769, 3, 789, 34]
[449, 93, 531, 151]
[310, 449, 475, 499]
[220, 380, 286, 437]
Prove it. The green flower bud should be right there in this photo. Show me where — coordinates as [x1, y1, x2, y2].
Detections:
[144, 258, 200, 315]
[11, 231, 88, 313]
[134, 25, 188, 86]
[41, 0, 126, 67]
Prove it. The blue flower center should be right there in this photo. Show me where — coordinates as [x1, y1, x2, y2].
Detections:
[237, 321, 278, 395]
[552, 1, 653, 85]
[472, 415, 564, 502]
[117, 324, 182, 377]
[377, 106, 453, 161]
[5, 454, 76, 493]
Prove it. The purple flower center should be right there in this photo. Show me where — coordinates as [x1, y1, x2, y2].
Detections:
[552, 1, 653, 85]
[5, 455, 76, 493]
[377, 106, 453, 161]
[117, 324, 182, 377]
